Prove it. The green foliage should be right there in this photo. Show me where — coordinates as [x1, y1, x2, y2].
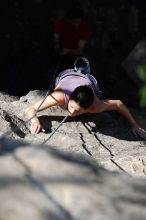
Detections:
[137, 63, 146, 107]
[138, 63, 146, 81]
[139, 86, 146, 107]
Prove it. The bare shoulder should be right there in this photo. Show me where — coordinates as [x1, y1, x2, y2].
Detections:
[88, 96, 120, 113]
[45, 89, 65, 106]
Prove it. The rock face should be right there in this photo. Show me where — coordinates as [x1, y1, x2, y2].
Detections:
[121, 39, 146, 87]
[0, 90, 146, 220]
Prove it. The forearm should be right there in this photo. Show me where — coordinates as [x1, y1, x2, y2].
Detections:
[25, 106, 38, 122]
[25, 91, 64, 122]
[25, 106, 42, 134]
[116, 101, 138, 127]
[116, 101, 146, 139]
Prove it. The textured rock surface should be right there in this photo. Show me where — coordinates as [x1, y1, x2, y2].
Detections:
[0, 90, 146, 220]
[0, 138, 146, 220]
[0, 90, 146, 176]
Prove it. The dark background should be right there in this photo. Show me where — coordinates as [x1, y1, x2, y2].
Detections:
[1, 0, 146, 107]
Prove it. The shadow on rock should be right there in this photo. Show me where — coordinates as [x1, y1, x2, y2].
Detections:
[39, 113, 145, 142]
[0, 137, 29, 155]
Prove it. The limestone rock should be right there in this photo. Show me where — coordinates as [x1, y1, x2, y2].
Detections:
[0, 90, 146, 219]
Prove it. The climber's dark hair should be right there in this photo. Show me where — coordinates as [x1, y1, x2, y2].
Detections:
[69, 85, 94, 109]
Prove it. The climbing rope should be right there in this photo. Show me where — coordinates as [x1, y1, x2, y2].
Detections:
[1, 56, 69, 143]
[42, 115, 69, 144]
[25, 55, 63, 124]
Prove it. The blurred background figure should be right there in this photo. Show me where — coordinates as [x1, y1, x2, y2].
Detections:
[52, 6, 92, 74]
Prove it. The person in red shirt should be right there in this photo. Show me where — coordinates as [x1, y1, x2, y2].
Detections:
[53, 6, 92, 72]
